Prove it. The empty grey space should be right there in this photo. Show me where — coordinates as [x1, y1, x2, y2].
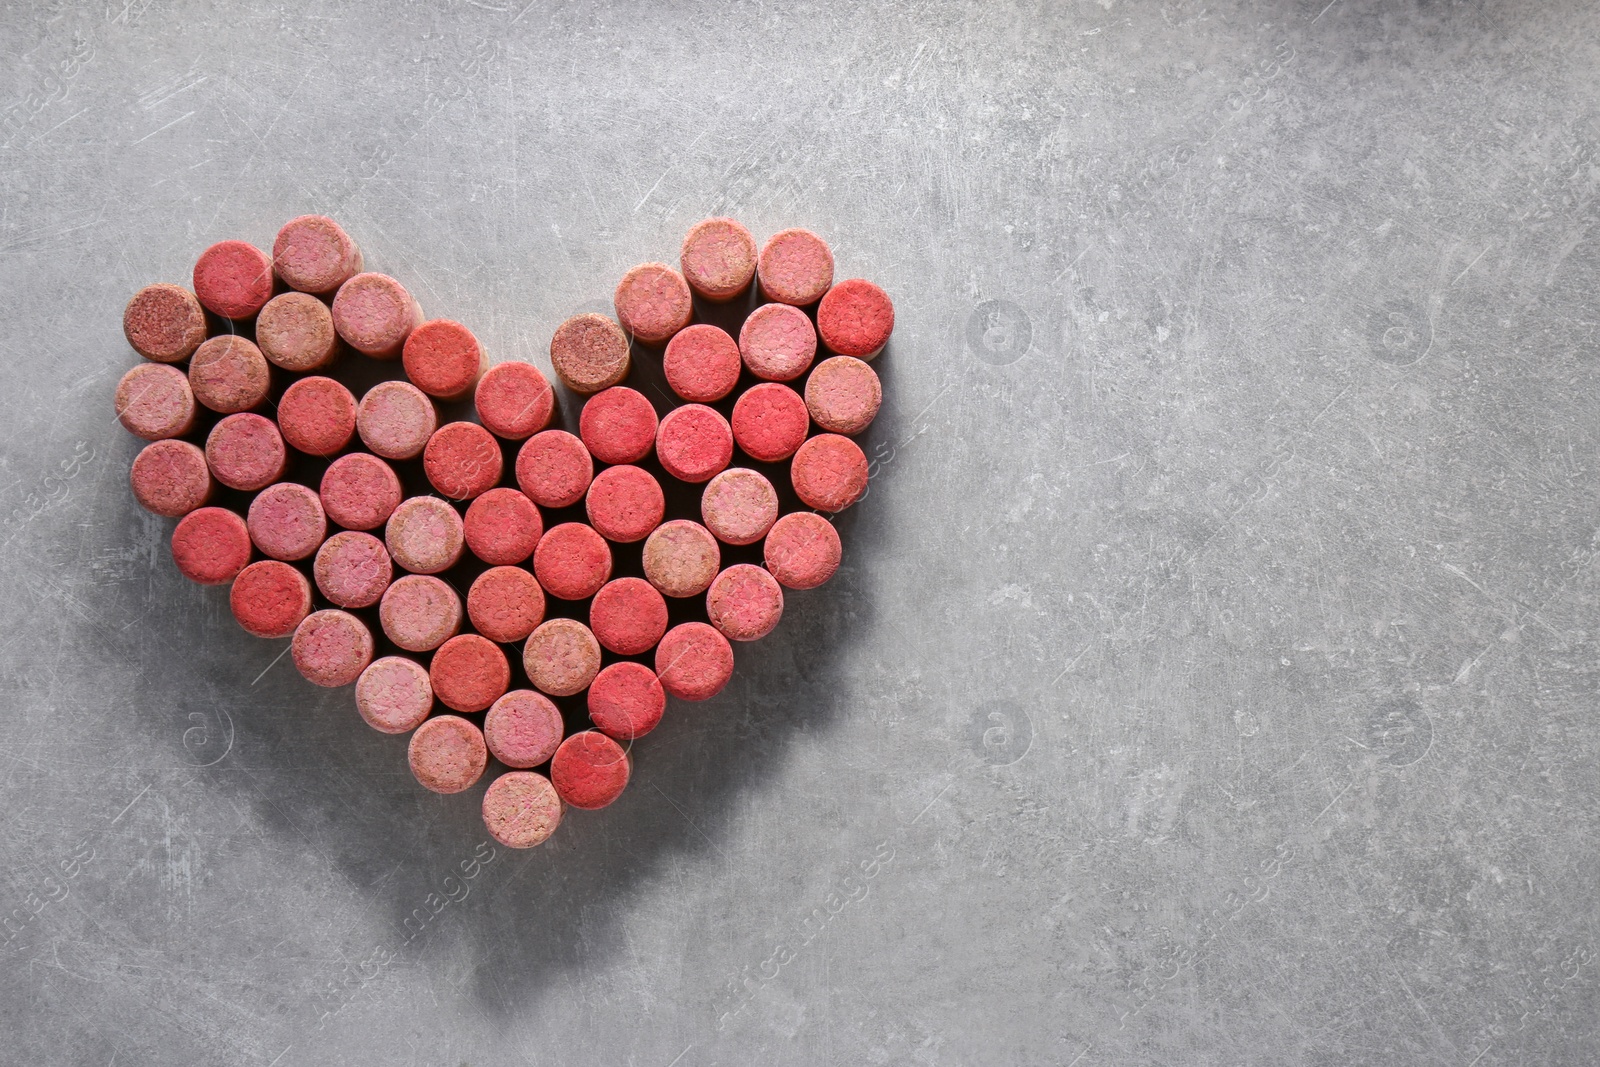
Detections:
[2, 0, 1597, 1063]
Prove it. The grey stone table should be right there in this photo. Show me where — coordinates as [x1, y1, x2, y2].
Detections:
[2, 1, 1597, 1063]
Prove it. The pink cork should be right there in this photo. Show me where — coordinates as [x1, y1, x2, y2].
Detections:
[817, 278, 894, 359]
[655, 621, 734, 701]
[791, 433, 869, 512]
[642, 519, 720, 598]
[423, 421, 503, 501]
[273, 215, 363, 295]
[246, 481, 327, 562]
[663, 323, 741, 403]
[515, 429, 593, 509]
[587, 661, 666, 740]
[614, 262, 692, 345]
[130, 439, 213, 518]
[522, 617, 602, 698]
[731, 382, 809, 462]
[430, 633, 510, 714]
[115, 363, 195, 441]
[484, 689, 564, 768]
[357, 380, 438, 461]
[403, 319, 487, 401]
[549, 313, 630, 394]
[313, 530, 392, 609]
[585, 465, 665, 544]
[475, 361, 553, 440]
[320, 453, 402, 531]
[589, 577, 668, 656]
[278, 376, 357, 457]
[205, 413, 287, 492]
[680, 217, 757, 302]
[292, 609, 374, 688]
[193, 240, 274, 320]
[706, 564, 785, 641]
[463, 487, 543, 566]
[757, 228, 834, 307]
[230, 559, 312, 639]
[533, 523, 612, 601]
[188, 335, 270, 414]
[332, 272, 423, 358]
[701, 467, 778, 546]
[482, 771, 563, 849]
[255, 292, 338, 372]
[379, 574, 462, 653]
[408, 714, 487, 794]
[123, 284, 206, 363]
[550, 731, 631, 810]
[804, 355, 881, 434]
[579, 386, 657, 465]
[385, 496, 465, 575]
[763, 512, 841, 590]
[354, 656, 434, 734]
[466, 566, 546, 644]
[655, 404, 733, 484]
[739, 302, 817, 382]
[170, 507, 251, 585]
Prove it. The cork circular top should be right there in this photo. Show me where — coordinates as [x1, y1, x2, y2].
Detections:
[482, 771, 563, 849]
[756, 228, 834, 306]
[292, 609, 374, 688]
[403, 319, 485, 400]
[463, 487, 543, 566]
[130, 439, 213, 518]
[313, 530, 392, 609]
[408, 714, 488, 794]
[731, 382, 810, 462]
[354, 656, 434, 735]
[533, 522, 612, 601]
[739, 302, 817, 382]
[466, 565, 546, 644]
[522, 617, 602, 698]
[654, 621, 734, 702]
[229, 559, 312, 639]
[357, 380, 438, 461]
[193, 239, 274, 320]
[423, 421, 503, 501]
[663, 323, 742, 403]
[817, 278, 895, 358]
[278, 375, 357, 457]
[680, 217, 758, 302]
[701, 467, 779, 546]
[379, 574, 463, 653]
[589, 577, 669, 656]
[549, 313, 630, 394]
[123, 283, 206, 363]
[641, 519, 721, 598]
[706, 563, 785, 642]
[614, 262, 693, 345]
[255, 292, 337, 372]
[429, 633, 510, 714]
[763, 511, 842, 590]
[171, 506, 251, 585]
[655, 404, 733, 484]
[484, 689, 564, 769]
[579, 386, 658, 465]
[115, 363, 195, 441]
[587, 661, 666, 741]
[320, 452, 402, 532]
[332, 272, 421, 358]
[804, 355, 881, 435]
[515, 429, 593, 509]
[550, 731, 631, 810]
[273, 215, 363, 295]
[790, 433, 869, 513]
[204, 413, 286, 492]
[385, 495, 465, 575]
[189, 335, 270, 414]
[585, 465, 665, 544]
[475, 361, 553, 440]
[246, 481, 327, 562]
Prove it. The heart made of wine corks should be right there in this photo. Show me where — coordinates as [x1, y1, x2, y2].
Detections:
[115, 215, 891, 849]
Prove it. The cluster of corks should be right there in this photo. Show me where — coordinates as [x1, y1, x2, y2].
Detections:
[115, 215, 891, 851]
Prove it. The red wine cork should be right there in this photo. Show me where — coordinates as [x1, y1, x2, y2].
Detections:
[642, 519, 720, 598]
[357, 380, 438, 461]
[408, 714, 487, 794]
[423, 421, 503, 501]
[205, 413, 287, 492]
[731, 382, 809, 462]
[273, 215, 363, 294]
[313, 530, 392, 609]
[256, 292, 338, 372]
[278, 375, 357, 456]
[379, 574, 462, 653]
[523, 617, 602, 697]
[587, 662, 666, 740]
[193, 240, 274, 320]
[484, 689, 564, 768]
[706, 564, 785, 641]
[115, 363, 195, 441]
[663, 323, 741, 403]
[230, 559, 312, 638]
[791, 433, 869, 512]
[739, 302, 817, 382]
[549, 313, 630, 394]
[482, 771, 563, 849]
[463, 488, 542, 566]
[320, 453, 402, 531]
[701, 467, 778, 546]
[130, 439, 213, 517]
[332, 272, 422, 358]
[655, 621, 734, 701]
[589, 577, 668, 656]
[171, 507, 251, 585]
[804, 355, 881, 435]
[123, 284, 206, 363]
[533, 523, 612, 600]
[386, 496, 465, 575]
[246, 481, 327, 562]
[579, 386, 657, 465]
[614, 262, 692, 345]
[817, 278, 894, 358]
[515, 429, 593, 508]
[475, 361, 553, 440]
[188, 335, 270, 414]
[680, 217, 757, 302]
[354, 656, 433, 734]
[430, 633, 510, 713]
[585, 465, 665, 544]
[655, 404, 733, 484]
[292, 609, 374, 688]
[551, 731, 631, 810]
[757, 228, 834, 306]
[763, 511, 841, 590]
[403, 319, 487, 401]
[466, 566, 546, 644]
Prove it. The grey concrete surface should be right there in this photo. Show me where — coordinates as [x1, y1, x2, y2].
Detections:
[2, 0, 1598, 1063]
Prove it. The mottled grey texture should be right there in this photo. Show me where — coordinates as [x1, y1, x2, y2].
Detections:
[3, 1, 1599, 1064]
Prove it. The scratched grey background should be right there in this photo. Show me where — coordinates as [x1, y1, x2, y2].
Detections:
[2, 0, 1598, 1064]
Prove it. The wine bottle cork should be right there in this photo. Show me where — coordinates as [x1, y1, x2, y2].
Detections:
[756, 228, 833, 306]
[463, 487, 543, 566]
[313, 530, 393, 609]
[641, 519, 720, 598]
[385, 496, 465, 575]
[550, 730, 631, 810]
[193, 239, 274, 320]
[589, 577, 668, 656]
[484, 689, 564, 768]
[655, 404, 732, 484]
[532, 523, 612, 601]
[731, 382, 809, 462]
[130, 439, 213, 518]
[549, 313, 629, 394]
[430, 633, 510, 714]
[246, 481, 327, 562]
[255, 292, 338, 372]
[332, 272, 423, 358]
[763, 511, 841, 590]
[204, 413, 287, 492]
[188, 335, 270, 414]
[579, 386, 657, 465]
[613, 262, 692, 345]
[790, 433, 869, 513]
[585, 465, 665, 544]
[115, 363, 195, 441]
[273, 215, 363, 295]
[662, 323, 741, 403]
[587, 661, 666, 740]
[680, 217, 757, 302]
[408, 714, 487, 794]
[278, 376, 357, 456]
[739, 302, 816, 382]
[403, 319, 488, 401]
[320, 453, 402, 532]
[379, 574, 463, 653]
[654, 622, 734, 701]
[701, 468, 778, 546]
[357, 380, 438, 461]
[816, 278, 894, 359]
[475, 361, 553, 440]
[522, 617, 602, 698]
[706, 563, 785, 642]
[466, 565, 546, 644]
[230, 559, 312, 638]
[292, 609, 374, 688]
[423, 421, 503, 501]
[804, 355, 881, 434]
[123, 283, 206, 363]
[170, 507, 251, 585]
[355, 656, 434, 734]
[482, 771, 562, 849]
[514, 429, 593, 508]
